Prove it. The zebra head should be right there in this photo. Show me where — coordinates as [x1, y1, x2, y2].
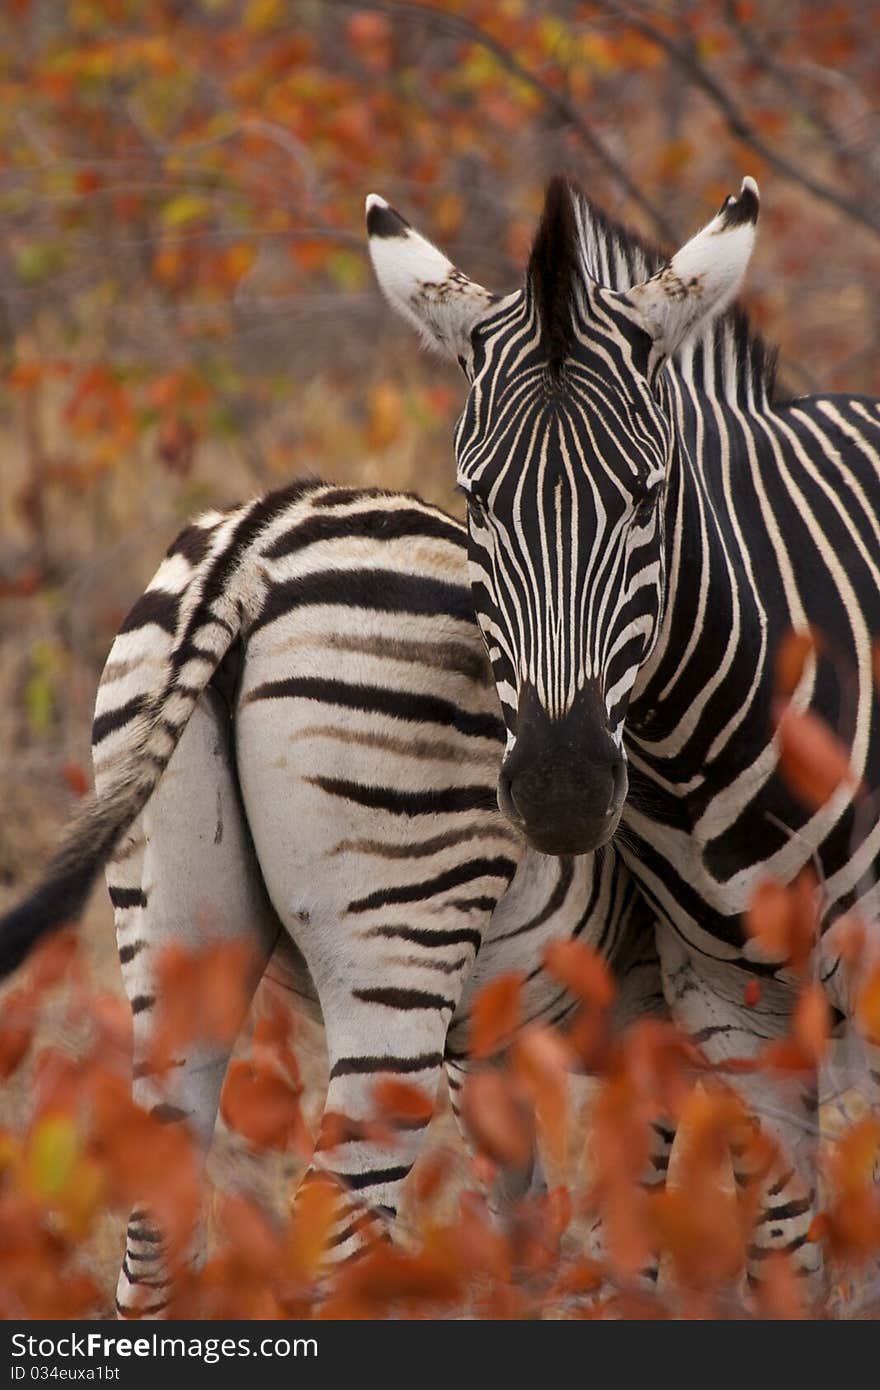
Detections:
[368, 177, 759, 854]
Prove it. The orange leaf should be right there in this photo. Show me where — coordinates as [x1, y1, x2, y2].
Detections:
[511, 1024, 572, 1170]
[792, 983, 829, 1065]
[775, 701, 856, 810]
[61, 761, 89, 797]
[218, 1193, 282, 1277]
[470, 972, 523, 1060]
[856, 963, 880, 1045]
[743, 978, 762, 1007]
[746, 870, 817, 969]
[372, 1078, 434, 1129]
[460, 1069, 533, 1169]
[774, 629, 817, 697]
[286, 1176, 339, 1283]
[27, 929, 79, 990]
[544, 939, 615, 1009]
[0, 992, 34, 1078]
[220, 1060, 310, 1154]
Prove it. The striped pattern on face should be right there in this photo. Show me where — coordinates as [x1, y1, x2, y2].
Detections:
[454, 280, 670, 735]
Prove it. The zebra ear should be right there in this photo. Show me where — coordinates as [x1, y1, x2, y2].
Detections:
[616, 177, 760, 375]
[366, 195, 499, 363]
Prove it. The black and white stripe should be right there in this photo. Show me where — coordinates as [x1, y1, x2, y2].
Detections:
[1, 480, 661, 1315]
[368, 174, 880, 1298]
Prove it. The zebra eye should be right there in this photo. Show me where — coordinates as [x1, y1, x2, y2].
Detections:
[633, 489, 657, 524]
[465, 490, 487, 521]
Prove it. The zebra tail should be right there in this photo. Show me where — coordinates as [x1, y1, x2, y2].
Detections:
[0, 499, 267, 979]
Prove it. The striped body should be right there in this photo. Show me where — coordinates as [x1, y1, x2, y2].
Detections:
[367, 176, 880, 1300]
[90, 481, 658, 1314]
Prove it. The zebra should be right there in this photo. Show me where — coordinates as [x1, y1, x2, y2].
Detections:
[0, 479, 665, 1316]
[367, 174, 880, 1298]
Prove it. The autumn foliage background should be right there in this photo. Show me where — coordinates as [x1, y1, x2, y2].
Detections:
[1, 0, 880, 1318]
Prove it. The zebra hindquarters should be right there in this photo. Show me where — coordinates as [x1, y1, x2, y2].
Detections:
[656, 922, 822, 1306]
[235, 599, 521, 1263]
[106, 686, 292, 1318]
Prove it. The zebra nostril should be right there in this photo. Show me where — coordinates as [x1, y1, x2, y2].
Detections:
[497, 767, 521, 823]
[608, 758, 628, 813]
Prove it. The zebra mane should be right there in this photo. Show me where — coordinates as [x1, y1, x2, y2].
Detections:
[527, 175, 581, 377]
[568, 181, 780, 409]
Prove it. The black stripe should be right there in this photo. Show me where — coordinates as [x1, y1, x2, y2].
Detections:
[116, 1297, 169, 1317]
[444, 895, 499, 914]
[249, 569, 475, 635]
[306, 776, 496, 816]
[166, 523, 212, 565]
[108, 886, 147, 910]
[767, 1169, 795, 1197]
[263, 508, 463, 559]
[118, 940, 146, 965]
[347, 856, 515, 914]
[126, 1227, 162, 1244]
[92, 695, 146, 746]
[247, 676, 503, 742]
[364, 925, 482, 950]
[326, 1218, 370, 1250]
[691, 1023, 735, 1044]
[404, 955, 470, 975]
[150, 1103, 189, 1123]
[329, 1051, 443, 1079]
[491, 856, 575, 944]
[757, 1196, 812, 1224]
[117, 588, 180, 637]
[171, 478, 320, 671]
[336, 1164, 412, 1192]
[352, 986, 455, 1011]
[747, 1232, 808, 1260]
[130, 994, 154, 1014]
[121, 1257, 165, 1288]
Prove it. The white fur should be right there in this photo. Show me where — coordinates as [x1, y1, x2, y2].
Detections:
[366, 194, 496, 360]
[620, 177, 759, 367]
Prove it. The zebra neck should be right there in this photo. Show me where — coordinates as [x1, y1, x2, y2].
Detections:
[628, 413, 767, 757]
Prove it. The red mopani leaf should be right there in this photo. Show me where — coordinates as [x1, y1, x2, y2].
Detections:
[220, 1060, 310, 1154]
[743, 979, 762, 1007]
[746, 870, 817, 970]
[856, 963, 880, 1045]
[460, 1069, 534, 1170]
[469, 972, 523, 1060]
[0, 992, 35, 1078]
[792, 983, 830, 1066]
[543, 940, 615, 1009]
[775, 700, 857, 810]
[61, 761, 89, 797]
[511, 1025, 573, 1170]
[372, 1077, 434, 1129]
[774, 629, 818, 698]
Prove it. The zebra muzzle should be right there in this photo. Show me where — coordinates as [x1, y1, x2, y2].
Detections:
[497, 683, 627, 856]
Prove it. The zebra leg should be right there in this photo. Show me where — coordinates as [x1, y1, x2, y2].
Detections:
[657, 922, 821, 1302]
[443, 1055, 547, 1224]
[110, 688, 290, 1317]
[577, 921, 672, 1292]
[287, 985, 478, 1264]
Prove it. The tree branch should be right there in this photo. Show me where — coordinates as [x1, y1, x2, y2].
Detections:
[333, 0, 678, 243]
[589, 0, 880, 239]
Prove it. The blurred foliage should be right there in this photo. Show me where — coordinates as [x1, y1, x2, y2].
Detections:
[1, 0, 879, 602]
[0, 861, 877, 1318]
[0, 3, 878, 582]
[1, 1, 880, 1318]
